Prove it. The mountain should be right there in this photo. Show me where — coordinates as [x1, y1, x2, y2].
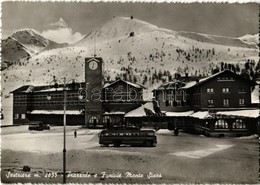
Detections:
[1, 29, 68, 70]
[1, 37, 31, 70]
[11, 29, 68, 54]
[75, 17, 257, 49]
[74, 17, 176, 46]
[239, 34, 259, 46]
[1, 17, 259, 101]
[178, 32, 258, 49]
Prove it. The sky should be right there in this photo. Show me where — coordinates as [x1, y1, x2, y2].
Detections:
[2, 2, 259, 44]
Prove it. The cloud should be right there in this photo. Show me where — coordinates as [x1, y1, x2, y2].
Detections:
[41, 18, 84, 44]
[49, 18, 69, 29]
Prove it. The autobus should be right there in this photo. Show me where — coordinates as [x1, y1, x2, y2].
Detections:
[98, 129, 157, 147]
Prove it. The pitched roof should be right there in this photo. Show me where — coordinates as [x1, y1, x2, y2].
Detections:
[153, 81, 186, 91]
[182, 70, 256, 90]
[11, 82, 85, 93]
[11, 85, 32, 93]
[104, 79, 145, 89]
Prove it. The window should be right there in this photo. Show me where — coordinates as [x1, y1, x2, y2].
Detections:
[217, 76, 234, 81]
[223, 99, 229, 106]
[233, 119, 246, 129]
[207, 88, 214, 93]
[222, 88, 230, 93]
[14, 114, 19, 119]
[176, 100, 181, 106]
[208, 99, 214, 106]
[238, 88, 246, 93]
[103, 116, 111, 124]
[89, 116, 98, 124]
[239, 99, 245, 106]
[215, 119, 228, 129]
[21, 114, 26, 119]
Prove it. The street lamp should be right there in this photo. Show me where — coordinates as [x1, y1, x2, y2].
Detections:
[47, 76, 82, 183]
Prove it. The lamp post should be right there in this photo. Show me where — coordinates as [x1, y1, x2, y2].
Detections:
[47, 76, 83, 184]
[62, 77, 67, 184]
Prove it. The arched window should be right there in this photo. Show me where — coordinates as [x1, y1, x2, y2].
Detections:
[103, 116, 111, 124]
[215, 119, 228, 129]
[89, 116, 98, 124]
[233, 119, 246, 129]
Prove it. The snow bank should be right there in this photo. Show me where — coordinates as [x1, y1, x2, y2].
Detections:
[238, 134, 259, 140]
[156, 129, 173, 135]
[29, 110, 82, 115]
[216, 109, 259, 118]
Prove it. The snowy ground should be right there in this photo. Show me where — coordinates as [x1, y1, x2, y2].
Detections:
[1, 127, 258, 184]
[1, 126, 101, 153]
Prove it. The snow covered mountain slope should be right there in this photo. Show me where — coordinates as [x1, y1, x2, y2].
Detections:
[2, 17, 259, 100]
[178, 31, 258, 49]
[1, 37, 31, 69]
[1, 29, 68, 70]
[11, 29, 68, 54]
[239, 34, 259, 46]
[74, 17, 174, 45]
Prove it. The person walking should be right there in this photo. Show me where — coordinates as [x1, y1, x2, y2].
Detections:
[174, 127, 179, 136]
[74, 130, 77, 138]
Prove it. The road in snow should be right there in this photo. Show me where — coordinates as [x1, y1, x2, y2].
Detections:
[1, 126, 101, 153]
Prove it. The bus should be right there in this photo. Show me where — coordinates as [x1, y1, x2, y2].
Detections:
[98, 129, 157, 147]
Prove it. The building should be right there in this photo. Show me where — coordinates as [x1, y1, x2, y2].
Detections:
[12, 79, 145, 127]
[152, 81, 191, 112]
[102, 80, 145, 128]
[12, 55, 259, 136]
[12, 83, 86, 125]
[183, 70, 255, 111]
[151, 70, 259, 136]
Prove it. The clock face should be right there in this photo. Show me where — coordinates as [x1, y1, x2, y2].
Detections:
[89, 60, 98, 70]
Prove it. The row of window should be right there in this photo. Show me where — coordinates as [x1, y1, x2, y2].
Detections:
[165, 100, 184, 107]
[89, 116, 123, 124]
[215, 119, 246, 129]
[14, 114, 26, 119]
[14, 101, 85, 105]
[14, 93, 81, 100]
[101, 132, 154, 137]
[217, 76, 234, 81]
[207, 99, 245, 107]
[206, 88, 246, 94]
[14, 96, 27, 99]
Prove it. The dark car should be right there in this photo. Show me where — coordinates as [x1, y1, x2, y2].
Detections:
[28, 123, 50, 131]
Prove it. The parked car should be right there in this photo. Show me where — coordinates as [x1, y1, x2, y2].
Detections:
[28, 123, 50, 131]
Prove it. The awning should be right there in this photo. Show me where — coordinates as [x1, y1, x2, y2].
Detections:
[28, 110, 82, 115]
[215, 109, 259, 118]
[165, 111, 194, 117]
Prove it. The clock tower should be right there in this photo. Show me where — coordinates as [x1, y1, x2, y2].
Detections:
[85, 57, 104, 127]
